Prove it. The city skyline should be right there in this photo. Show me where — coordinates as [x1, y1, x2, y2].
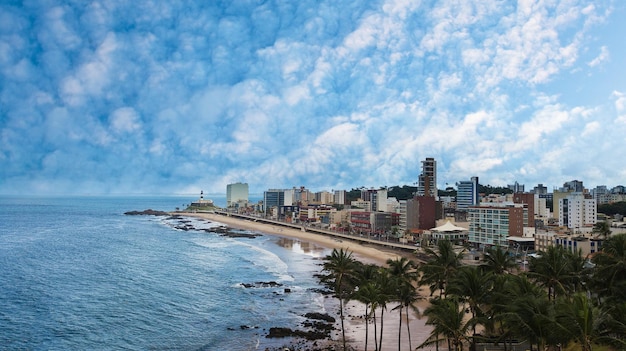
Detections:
[1, 1, 625, 196]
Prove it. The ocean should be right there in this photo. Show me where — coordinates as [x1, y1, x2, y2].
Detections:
[0, 196, 334, 350]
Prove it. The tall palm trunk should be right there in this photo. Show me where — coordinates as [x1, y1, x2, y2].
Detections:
[378, 307, 386, 351]
[397, 304, 403, 351]
[372, 308, 379, 351]
[364, 303, 370, 351]
[339, 296, 346, 351]
[405, 305, 412, 350]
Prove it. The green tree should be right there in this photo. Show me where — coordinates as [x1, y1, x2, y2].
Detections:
[480, 246, 516, 275]
[418, 297, 471, 351]
[419, 240, 464, 297]
[591, 221, 612, 239]
[386, 257, 419, 351]
[591, 233, 626, 303]
[528, 245, 575, 301]
[554, 293, 603, 351]
[501, 276, 555, 351]
[320, 248, 357, 351]
[354, 263, 385, 351]
[447, 266, 493, 351]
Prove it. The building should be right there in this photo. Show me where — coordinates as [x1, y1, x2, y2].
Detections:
[333, 190, 347, 205]
[457, 176, 479, 211]
[513, 193, 535, 227]
[349, 211, 398, 237]
[418, 157, 437, 198]
[226, 182, 249, 208]
[508, 181, 525, 193]
[468, 204, 525, 248]
[360, 188, 388, 212]
[263, 189, 286, 214]
[405, 196, 437, 231]
[558, 192, 597, 231]
[563, 180, 584, 193]
[314, 191, 334, 204]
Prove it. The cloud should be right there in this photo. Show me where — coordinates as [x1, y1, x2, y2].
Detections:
[588, 45, 609, 67]
[0, 0, 623, 195]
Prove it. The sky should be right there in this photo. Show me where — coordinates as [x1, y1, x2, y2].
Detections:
[1, 0, 625, 196]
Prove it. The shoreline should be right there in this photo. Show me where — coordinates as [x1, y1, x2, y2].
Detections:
[177, 211, 409, 265]
[177, 211, 433, 351]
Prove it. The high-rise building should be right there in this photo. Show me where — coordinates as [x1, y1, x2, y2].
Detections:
[508, 181, 524, 193]
[263, 189, 286, 213]
[457, 176, 479, 211]
[562, 180, 584, 193]
[226, 182, 249, 207]
[418, 157, 437, 198]
[334, 190, 346, 205]
[558, 192, 597, 230]
[513, 192, 535, 227]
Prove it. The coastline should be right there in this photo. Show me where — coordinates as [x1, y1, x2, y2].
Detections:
[178, 211, 433, 351]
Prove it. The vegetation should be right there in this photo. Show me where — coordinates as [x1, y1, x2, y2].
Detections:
[318, 235, 626, 351]
[598, 201, 626, 217]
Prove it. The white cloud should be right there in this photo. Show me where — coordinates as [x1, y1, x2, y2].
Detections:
[588, 46, 609, 67]
[0, 0, 622, 195]
[109, 107, 141, 133]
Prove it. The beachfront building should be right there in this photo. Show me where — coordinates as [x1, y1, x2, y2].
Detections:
[405, 196, 437, 231]
[226, 182, 249, 208]
[417, 157, 437, 198]
[557, 192, 597, 232]
[468, 204, 524, 248]
[263, 189, 286, 215]
[349, 211, 399, 237]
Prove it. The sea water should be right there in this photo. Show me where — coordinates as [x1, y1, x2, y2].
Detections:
[0, 196, 333, 350]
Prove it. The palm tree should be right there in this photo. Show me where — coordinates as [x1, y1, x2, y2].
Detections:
[480, 246, 516, 275]
[320, 248, 357, 351]
[447, 265, 493, 351]
[591, 221, 612, 239]
[386, 257, 419, 351]
[591, 233, 626, 303]
[354, 262, 384, 351]
[418, 297, 471, 351]
[375, 267, 394, 351]
[498, 274, 555, 351]
[355, 281, 382, 351]
[554, 293, 603, 351]
[528, 245, 574, 301]
[420, 240, 464, 297]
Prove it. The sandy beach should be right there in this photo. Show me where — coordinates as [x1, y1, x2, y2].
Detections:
[179, 211, 433, 351]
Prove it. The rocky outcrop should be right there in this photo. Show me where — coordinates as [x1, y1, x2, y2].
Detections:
[124, 209, 170, 216]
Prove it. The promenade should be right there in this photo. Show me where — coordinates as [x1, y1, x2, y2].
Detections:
[205, 210, 421, 253]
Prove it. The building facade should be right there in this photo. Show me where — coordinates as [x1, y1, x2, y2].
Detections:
[418, 157, 437, 198]
[263, 189, 286, 214]
[558, 192, 597, 231]
[226, 182, 249, 208]
[468, 204, 524, 247]
[457, 176, 479, 211]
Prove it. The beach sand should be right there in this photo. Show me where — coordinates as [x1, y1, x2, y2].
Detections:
[179, 211, 434, 351]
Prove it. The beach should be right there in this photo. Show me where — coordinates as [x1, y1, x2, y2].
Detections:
[180, 211, 433, 351]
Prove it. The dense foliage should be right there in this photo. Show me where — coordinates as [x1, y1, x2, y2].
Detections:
[598, 201, 626, 216]
[319, 235, 626, 351]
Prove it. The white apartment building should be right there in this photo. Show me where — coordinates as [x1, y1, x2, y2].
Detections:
[558, 192, 597, 231]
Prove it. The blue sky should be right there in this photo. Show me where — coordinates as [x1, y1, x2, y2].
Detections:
[1, 0, 625, 196]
